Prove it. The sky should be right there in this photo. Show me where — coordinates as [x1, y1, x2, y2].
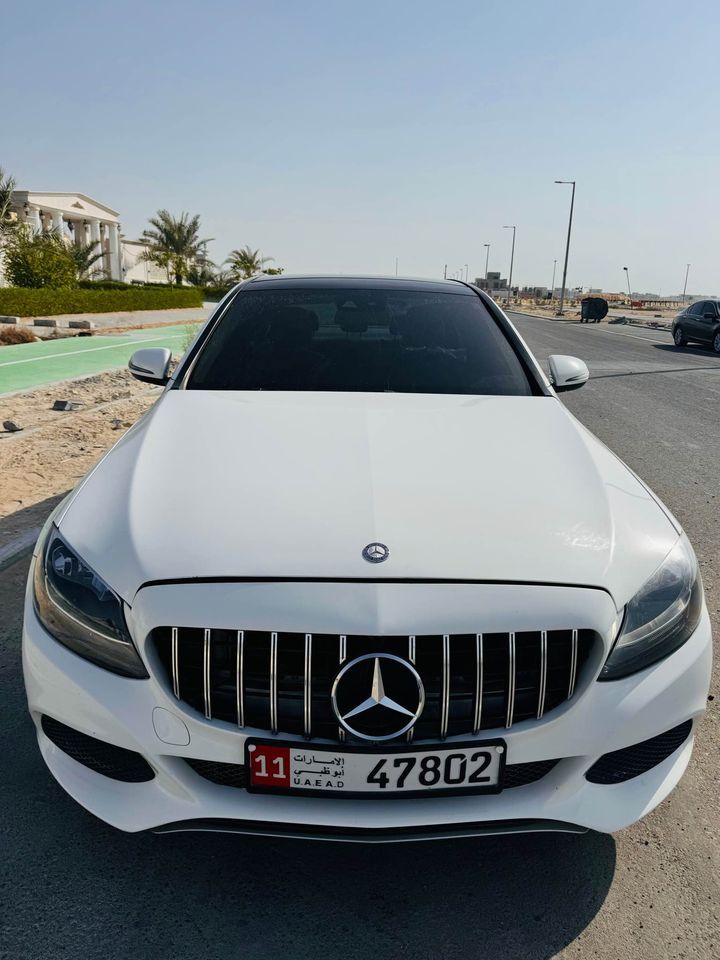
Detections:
[4, 0, 719, 294]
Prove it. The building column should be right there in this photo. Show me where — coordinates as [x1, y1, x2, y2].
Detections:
[26, 205, 42, 232]
[108, 222, 121, 280]
[52, 210, 65, 238]
[89, 219, 102, 278]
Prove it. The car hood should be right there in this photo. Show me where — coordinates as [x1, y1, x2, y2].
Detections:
[59, 391, 679, 607]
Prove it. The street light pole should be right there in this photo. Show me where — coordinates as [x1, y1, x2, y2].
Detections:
[623, 266, 631, 299]
[395, 257, 398, 276]
[443, 264, 447, 279]
[551, 259, 557, 301]
[683, 263, 691, 302]
[555, 180, 576, 316]
[463, 264, 469, 282]
[483, 243, 490, 280]
[503, 225, 516, 300]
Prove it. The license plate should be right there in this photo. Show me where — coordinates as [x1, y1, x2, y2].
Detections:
[245, 739, 506, 798]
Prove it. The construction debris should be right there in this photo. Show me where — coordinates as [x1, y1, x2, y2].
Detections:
[2, 420, 23, 433]
[52, 400, 83, 412]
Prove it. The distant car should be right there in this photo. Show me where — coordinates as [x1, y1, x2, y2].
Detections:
[672, 299, 720, 352]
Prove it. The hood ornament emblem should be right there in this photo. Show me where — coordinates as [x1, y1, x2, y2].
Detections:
[362, 542, 389, 563]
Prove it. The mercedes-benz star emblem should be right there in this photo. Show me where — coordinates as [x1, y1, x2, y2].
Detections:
[362, 542, 389, 563]
[331, 653, 425, 741]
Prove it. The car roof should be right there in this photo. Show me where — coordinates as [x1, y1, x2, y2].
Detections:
[244, 274, 476, 295]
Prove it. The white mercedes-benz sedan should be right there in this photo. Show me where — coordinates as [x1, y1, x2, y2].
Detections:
[23, 275, 712, 840]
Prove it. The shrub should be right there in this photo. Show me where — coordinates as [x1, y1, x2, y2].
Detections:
[202, 284, 234, 301]
[0, 286, 204, 317]
[2, 228, 78, 289]
[0, 325, 36, 345]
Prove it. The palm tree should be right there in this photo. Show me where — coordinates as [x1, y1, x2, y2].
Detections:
[0, 166, 17, 232]
[225, 246, 274, 280]
[141, 210, 212, 285]
[70, 239, 107, 279]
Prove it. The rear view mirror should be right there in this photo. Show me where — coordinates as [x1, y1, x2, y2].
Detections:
[548, 354, 589, 393]
[128, 348, 172, 385]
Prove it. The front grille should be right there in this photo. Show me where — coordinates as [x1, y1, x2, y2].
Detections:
[183, 756, 559, 791]
[152, 628, 594, 742]
[41, 715, 155, 783]
[585, 720, 693, 784]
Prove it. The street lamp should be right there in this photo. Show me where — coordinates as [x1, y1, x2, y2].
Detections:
[503, 226, 516, 300]
[483, 243, 490, 280]
[623, 266, 631, 299]
[683, 263, 691, 302]
[554, 180, 576, 316]
[550, 259, 558, 302]
[463, 264, 469, 282]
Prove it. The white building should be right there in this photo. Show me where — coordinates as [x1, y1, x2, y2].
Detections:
[5, 191, 166, 284]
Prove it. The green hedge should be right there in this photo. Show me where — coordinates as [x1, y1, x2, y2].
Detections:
[202, 285, 234, 301]
[0, 286, 204, 317]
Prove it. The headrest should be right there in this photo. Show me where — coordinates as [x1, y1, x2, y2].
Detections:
[263, 306, 319, 341]
[335, 306, 370, 334]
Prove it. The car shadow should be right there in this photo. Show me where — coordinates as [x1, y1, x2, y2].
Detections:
[652, 342, 718, 359]
[1, 553, 616, 960]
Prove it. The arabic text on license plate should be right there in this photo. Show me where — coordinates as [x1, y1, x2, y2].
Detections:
[245, 741, 505, 797]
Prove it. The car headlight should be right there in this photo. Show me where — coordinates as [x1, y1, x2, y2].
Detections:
[600, 534, 703, 680]
[33, 525, 148, 679]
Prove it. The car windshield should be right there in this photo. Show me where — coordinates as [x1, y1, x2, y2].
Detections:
[185, 286, 535, 396]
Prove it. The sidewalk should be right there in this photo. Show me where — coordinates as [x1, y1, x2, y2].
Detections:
[2, 304, 211, 337]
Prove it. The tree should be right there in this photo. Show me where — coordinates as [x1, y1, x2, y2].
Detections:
[70, 239, 107, 279]
[225, 246, 275, 280]
[140, 210, 212, 285]
[2, 226, 77, 288]
[0, 166, 17, 233]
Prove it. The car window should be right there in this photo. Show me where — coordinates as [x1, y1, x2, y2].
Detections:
[185, 287, 536, 396]
[688, 302, 705, 317]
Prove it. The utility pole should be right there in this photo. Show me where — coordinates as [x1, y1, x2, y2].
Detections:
[503, 226, 516, 300]
[623, 267, 632, 299]
[483, 243, 490, 280]
[683, 263, 691, 302]
[555, 180, 576, 316]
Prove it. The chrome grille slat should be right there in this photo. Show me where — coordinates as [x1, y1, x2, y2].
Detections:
[505, 632, 515, 729]
[236, 630, 244, 727]
[171, 627, 180, 699]
[269, 631, 278, 734]
[304, 633, 312, 739]
[473, 633, 483, 734]
[155, 626, 594, 741]
[568, 628, 578, 699]
[203, 628, 212, 719]
[537, 630, 547, 720]
[407, 636, 417, 742]
[440, 634, 450, 740]
[338, 635, 347, 741]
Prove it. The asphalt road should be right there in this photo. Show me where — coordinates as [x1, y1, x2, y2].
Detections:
[0, 316, 717, 960]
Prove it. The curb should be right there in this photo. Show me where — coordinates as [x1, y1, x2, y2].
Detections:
[0, 527, 40, 572]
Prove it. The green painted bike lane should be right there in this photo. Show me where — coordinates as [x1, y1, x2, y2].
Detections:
[0, 324, 196, 394]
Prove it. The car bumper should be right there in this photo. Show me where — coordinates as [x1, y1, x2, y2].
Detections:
[23, 579, 712, 839]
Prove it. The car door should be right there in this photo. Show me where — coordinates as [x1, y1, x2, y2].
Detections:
[683, 301, 705, 339]
[696, 301, 718, 344]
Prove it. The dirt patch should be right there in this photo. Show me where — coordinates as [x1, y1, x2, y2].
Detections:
[0, 370, 161, 546]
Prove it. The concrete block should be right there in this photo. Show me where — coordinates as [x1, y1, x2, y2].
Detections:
[68, 319, 95, 329]
[33, 318, 59, 327]
[0, 315, 20, 324]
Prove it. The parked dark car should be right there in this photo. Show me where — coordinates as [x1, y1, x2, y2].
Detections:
[672, 299, 720, 352]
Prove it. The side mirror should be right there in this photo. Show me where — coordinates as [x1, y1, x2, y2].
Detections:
[128, 348, 172, 385]
[548, 354, 589, 393]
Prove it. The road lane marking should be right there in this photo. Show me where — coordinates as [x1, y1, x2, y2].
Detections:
[0, 333, 185, 368]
